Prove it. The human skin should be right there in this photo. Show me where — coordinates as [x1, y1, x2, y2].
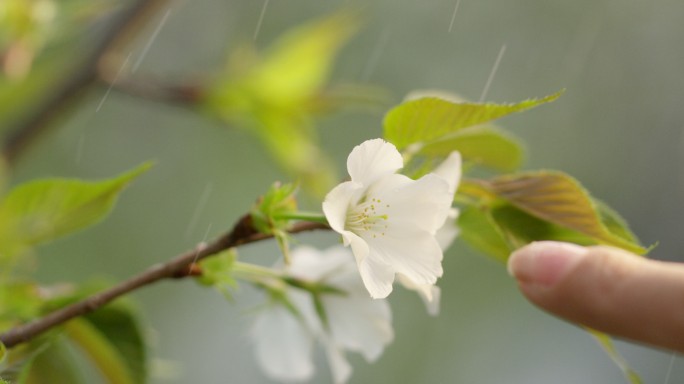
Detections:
[508, 241, 684, 353]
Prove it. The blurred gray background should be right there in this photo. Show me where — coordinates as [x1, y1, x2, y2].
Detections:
[14, 0, 684, 382]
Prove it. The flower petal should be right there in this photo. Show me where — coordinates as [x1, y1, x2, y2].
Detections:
[326, 293, 394, 361]
[367, 227, 443, 285]
[435, 208, 460, 251]
[251, 304, 315, 382]
[288, 245, 352, 281]
[357, 249, 395, 298]
[346, 139, 403, 186]
[323, 181, 363, 239]
[424, 285, 441, 316]
[305, 246, 394, 360]
[322, 335, 353, 384]
[346, 230, 371, 264]
[397, 274, 441, 316]
[376, 173, 453, 233]
[431, 151, 462, 195]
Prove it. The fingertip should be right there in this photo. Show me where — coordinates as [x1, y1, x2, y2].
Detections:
[509, 243, 684, 352]
[508, 241, 589, 288]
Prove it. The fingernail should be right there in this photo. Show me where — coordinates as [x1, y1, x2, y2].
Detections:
[507, 241, 588, 287]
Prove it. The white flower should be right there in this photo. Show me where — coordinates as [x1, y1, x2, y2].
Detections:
[322, 138, 461, 299]
[400, 208, 459, 316]
[429, 150, 462, 251]
[251, 294, 316, 382]
[400, 154, 461, 316]
[435, 208, 460, 251]
[251, 245, 393, 384]
[396, 273, 441, 316]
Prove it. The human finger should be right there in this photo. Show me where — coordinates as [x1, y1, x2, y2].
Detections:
[508, 241, 684, 353]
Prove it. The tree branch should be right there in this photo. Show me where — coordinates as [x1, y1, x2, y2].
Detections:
[0, 215, 329, 349]
[1, 0, 168, 165]
[98, 72, 204, 107]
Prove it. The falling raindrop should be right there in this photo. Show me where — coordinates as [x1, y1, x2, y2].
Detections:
[361, 28, 391, 81]
[96, 52, 132, 112]
[562, 9, 603, 84]
[479, 44, 506, 102]
[663, 353, 676, 384]
[184, 182, 215, 239]
[253, 0, 270, 41]
[448, 0, 462, 33]
[191, 223, 214, 266]
[132, 8, 173, 73]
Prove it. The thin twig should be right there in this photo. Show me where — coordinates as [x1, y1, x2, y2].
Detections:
[96, 52, 133, 112]
[1, 0, 168, 165]
[0, 215, 329, 348]
[100, 74, 203, 106]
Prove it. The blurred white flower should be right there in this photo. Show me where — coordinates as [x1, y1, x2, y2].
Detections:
[400, 207, 459, 316]
[396, 273, 441, 316]
[251, 295, 315, 382]
[251, 245, 393, 384]
[322, 138, 461, 299]
[430, 150, 462, 252]
[435, 208, 460, 251]
[400, 153, 461, 316]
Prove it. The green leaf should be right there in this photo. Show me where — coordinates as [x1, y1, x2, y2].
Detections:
[202, 12, 360, 197]
[197, 250, 238, 299]
[418, 126, 524, 172]
[0, 51, 72, 136]
[66, 302, 146, 384]
[251, 182, 298, 235]
[589, 329, 642, 384]
[487, 171, 646, 254]
[0, 162, 152, 250]
[0, 341, 6, 367]
[383, 91, 562, 150]
[0, 2, 118, 136]
[257, 113, 339, 197]
[594, 199, 643, 246]
[205, 11, 359, 114]
[457, 205, 513, 263]
[458, 201, 625, 264]
[245, 11, 359, 105]
[30, 284, 147, 383]
[0, 281, 43, 327]
[0, 337, 43, 383]
[491, 204, 600, 249]
[311, 293, 330, 330]
[23, 339, 85, 384]
[64, 319, 135, 384]
[83, 305, 146, 384]
[0, 158, 8, 194]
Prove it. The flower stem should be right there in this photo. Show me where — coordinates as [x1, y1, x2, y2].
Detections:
[274, 231, 292, 265]
[274, 211, 329, 224]
[232, 262, 282, 280]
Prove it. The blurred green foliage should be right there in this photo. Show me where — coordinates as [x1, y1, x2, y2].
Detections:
[0, 163, 149, 382]
[204, 12, 361, 197]
[0, 0, 674, 383]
